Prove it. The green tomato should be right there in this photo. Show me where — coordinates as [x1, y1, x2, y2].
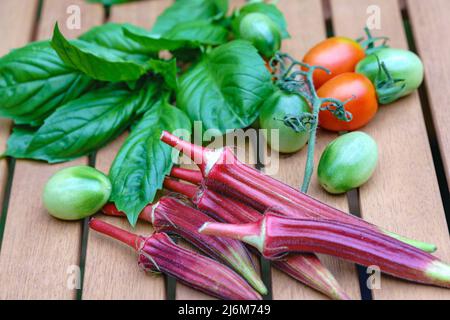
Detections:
[43, 166, 112, 220]
[238, 12, 282, 58]
[356, 48, 424, 104]
[318, 132, 378, 194]
[259, 90, 310, 153]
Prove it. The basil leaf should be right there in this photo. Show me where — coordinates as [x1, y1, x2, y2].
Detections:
[7, 81, 160, 163]
[5, 126, 37, 158]
[151, 0, 228, 36]
[123, 22, 228, 53]
[123, 25, 190, 52]
[148, 59, 178, 90]
[177, 40, 274, 134]
[51, 23, 153, 82]
[163, 20, 228, 45]
[110, 99, 191, 226]
[0, 41, 94, 126]
[232, 2, 290, 39]
[79, 23, 157, 57]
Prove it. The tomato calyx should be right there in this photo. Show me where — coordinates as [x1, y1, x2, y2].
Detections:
[357, 27, 390, 55]
[320, 96, 355, 123]
[277, 113, 316, 133]
[373, 56, 407, 104]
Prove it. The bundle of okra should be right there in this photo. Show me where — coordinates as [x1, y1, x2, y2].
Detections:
[90, 131, 450, 300]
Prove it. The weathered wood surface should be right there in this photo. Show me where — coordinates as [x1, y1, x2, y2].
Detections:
[82, 0, 167, 300]
[407, 0, 450, 190]
[0, 0, 39, 243]
[0, 0, 102, 299]
[331, 0, 450, 300]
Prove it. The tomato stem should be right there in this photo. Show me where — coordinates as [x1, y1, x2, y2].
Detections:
[270, 52, 352, 193]
[301, 99, 320, 193]
[357, 27, 390, 55]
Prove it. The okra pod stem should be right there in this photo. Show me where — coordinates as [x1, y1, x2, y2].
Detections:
[102, 196, 267, 295]
[89, 218, 262, 300]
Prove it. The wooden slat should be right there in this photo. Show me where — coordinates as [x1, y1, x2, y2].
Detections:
[331, 0, 450, 299]
[82, 0, 169, 300]
[407, 0, 450, 190]
[268, 0, 361, 300]
[173, 0, 266, 301]
[0, 0, 39, 235]
[174, 131, 262, 300]
[0, 0, 102, 299]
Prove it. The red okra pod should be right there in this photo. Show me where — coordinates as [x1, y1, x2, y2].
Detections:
[160, 132, 436, 253]
[199, 213, 450, 288]
[89, 219, 261, 300]
[102, 196, 267, 295]
[170, 167, 203, 185]
[164, 177, 351, 300]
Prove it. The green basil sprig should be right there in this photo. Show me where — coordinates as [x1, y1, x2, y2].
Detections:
[109, 97, 191, 226]
[6, 81, 160, 163]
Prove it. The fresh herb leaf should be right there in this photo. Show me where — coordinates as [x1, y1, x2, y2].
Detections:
[109, 98, 191, 226]
[232, 2, 290, 39]
[177, 40, 274, 134]
[163, 20, 228, 45]
[123, 22, 228, 53]
[5, 126, 37, 158]
[0, 41, 94, 126]
[151, 0, 228, 36]
[51, 23, 153, 82]
[123, 25, 191, 52]
[148, 59, 178, 90]
[6, 81, 160, 163]
[79, 23, 157, 57]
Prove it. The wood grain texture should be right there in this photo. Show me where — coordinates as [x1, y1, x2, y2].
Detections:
[0, 0, 102, 299]
[0, 0, 39, 243]
[407, 0, 450, 190]
[81, 0, 168, 300]
[82, 135, 165, 300]
[331, 0, 450, 300]
[268, 0, 361, 300]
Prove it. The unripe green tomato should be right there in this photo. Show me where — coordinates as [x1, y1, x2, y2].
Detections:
[318, 132, 378, 194]
[356, 48, 424, 104]
[259, 90, 310, 153]
[239, 12, 282, 58]
[43, 166, 112, 220]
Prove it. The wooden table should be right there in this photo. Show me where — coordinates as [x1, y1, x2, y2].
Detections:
[0, 0, 449, 300]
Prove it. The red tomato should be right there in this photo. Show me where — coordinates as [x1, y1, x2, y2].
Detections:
[317, 73, 378, 132]
[303, 37, 366, 89]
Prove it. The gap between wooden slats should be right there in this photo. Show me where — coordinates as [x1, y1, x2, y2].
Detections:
[330, 0, 450, 300]
[405, 0, 450, 226]
[81, 0, 169, 300]
[263, 0, 361, 300]
[0, 0, 103, 299]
